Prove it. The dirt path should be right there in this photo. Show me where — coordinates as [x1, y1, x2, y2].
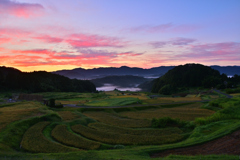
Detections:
[151, 129, 240, 158]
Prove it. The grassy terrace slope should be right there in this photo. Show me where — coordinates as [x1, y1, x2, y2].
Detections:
[0, 91, 240, 160]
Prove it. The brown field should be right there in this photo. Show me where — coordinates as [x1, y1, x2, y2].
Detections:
[119, 103, 215, 121]
[151, 129, 240, 157]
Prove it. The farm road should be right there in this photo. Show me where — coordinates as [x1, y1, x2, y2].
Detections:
[213, 89, 233, 98]
[64, 100, 210, 108]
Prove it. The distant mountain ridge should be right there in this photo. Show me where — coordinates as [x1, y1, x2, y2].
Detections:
[53, 66, 175, 79]
[53, 65, 240, 79]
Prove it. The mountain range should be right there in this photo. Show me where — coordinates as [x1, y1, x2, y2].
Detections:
[53, 65, 240, 80]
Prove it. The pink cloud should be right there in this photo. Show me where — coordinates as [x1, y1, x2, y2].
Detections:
[66, 34, 126, 48]
[31, 33, 127, 48]
[0, 0, 44, 18]
[15, 49, 57, 55]
[0, 27, 30, 36]
[0, 28, 32, 45]
[0, 37, 11, 44]
[178, 42, 240, 63]
[33, 35, 63, 43]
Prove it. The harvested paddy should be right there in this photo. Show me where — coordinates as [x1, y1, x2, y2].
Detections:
[119, 103, 215, 121]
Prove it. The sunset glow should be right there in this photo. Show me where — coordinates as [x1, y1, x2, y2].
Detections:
[1, 0, 240, 72]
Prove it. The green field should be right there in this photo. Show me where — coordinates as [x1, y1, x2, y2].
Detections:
[0, 91, 240, 160]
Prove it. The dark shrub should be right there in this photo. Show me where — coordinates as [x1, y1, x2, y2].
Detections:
[49, 98, 55, 107]
[152, 117, 187, 128]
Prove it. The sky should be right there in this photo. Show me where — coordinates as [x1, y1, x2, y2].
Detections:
[0, 0, 240, 72]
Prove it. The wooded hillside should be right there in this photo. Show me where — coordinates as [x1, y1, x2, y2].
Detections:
[0, 66, 96, 93]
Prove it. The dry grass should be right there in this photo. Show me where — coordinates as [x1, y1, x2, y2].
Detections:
[83, 112, 151, 128]
[51, 125, 100, 150]
[230, 93, 240, 97]
[119, 103, 215, 121]
[105, 91, 119, 96]
[21, 122, 77, 153]
[0, 102, 46, 131]
[71, 124, 184, 145]
[57, 111, 81, 121]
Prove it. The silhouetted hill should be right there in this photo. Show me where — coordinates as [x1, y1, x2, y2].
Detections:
[53, 65, 240, 80]
[0, 66, 96, 93]
[91, 75, 148, 87]
[152, 64, 222, 94]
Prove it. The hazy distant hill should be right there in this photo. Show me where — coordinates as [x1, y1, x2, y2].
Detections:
[210, 66, 240, 75]
[53, 66, 240, 80]
[91, 75, 149, 87]
[53, 66, 175, 79]
[0, 66, 96, 93]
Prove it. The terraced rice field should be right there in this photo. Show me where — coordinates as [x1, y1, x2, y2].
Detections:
[71, 124, 184, 145]
[21, 122, 78, 153]
[51, 125, 101, 150]
[83, 111, 151, 128]
[119, 103, 215, 121]
[88, 122, 183, 136]
[57, 111, 81, 121]
[0, 102, 45, 131]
